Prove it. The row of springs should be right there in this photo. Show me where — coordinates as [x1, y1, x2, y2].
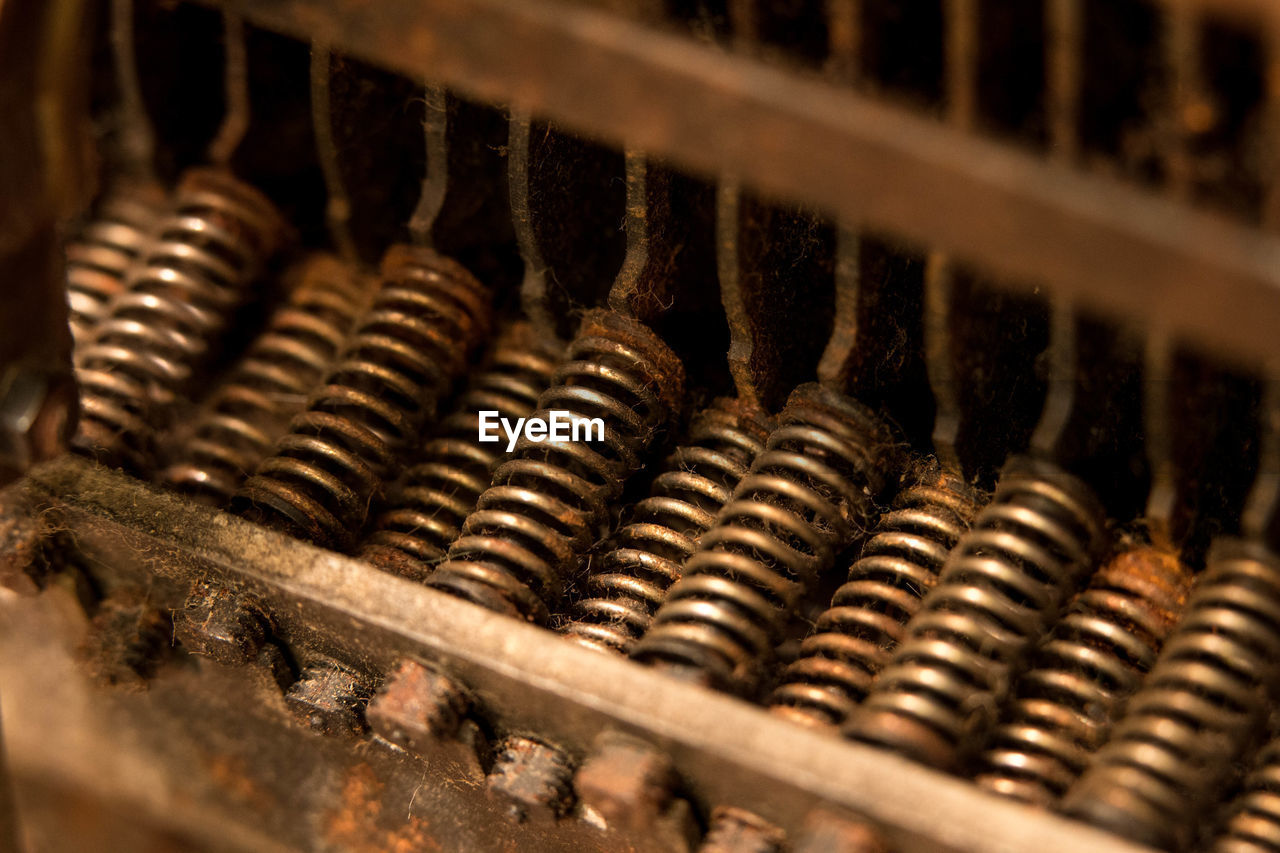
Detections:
[64, 14, 1280, 849]
[69, 198, 1280, 849]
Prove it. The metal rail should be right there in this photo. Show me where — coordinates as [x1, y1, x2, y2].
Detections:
[200, 0, 1280, 371]
[13, 455, 1155, 853]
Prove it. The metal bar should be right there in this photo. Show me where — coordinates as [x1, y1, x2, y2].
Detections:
[22, 455, 1154, 853]
[186, 0, 1280, 367]
[1163, 0, 1200, 201]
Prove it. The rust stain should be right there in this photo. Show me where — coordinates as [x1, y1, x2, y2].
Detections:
[325, 763, 441, 853]
[205, 753, 276, 814]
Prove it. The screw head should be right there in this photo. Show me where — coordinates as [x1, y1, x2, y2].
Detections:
[285, 662, 371, 738]
[486, 736, 574, 825]
[173, 584, 268, 666]
[366, 659, 488, 780]
[574, 734, 675, 832]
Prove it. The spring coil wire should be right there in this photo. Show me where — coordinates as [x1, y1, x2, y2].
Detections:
[231, 245, 492, 551]
[767, 459, 982, 728]
[630, 383, 900, 694]
[561, 398, 774, 654]
[1209, 737, 1280, 853]
[66, 189, 166, 348]
[157, 254, 368, 505]
[73, 168, 287, 472]
[973, 543, 1191, 806]
[1062, 539, 1280, 852]
[358, 322, 562, 580]
[848, 456, 1108, 771]
[425, 310, 686, 624]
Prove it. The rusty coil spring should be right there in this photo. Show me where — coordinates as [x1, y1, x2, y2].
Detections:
[1209, 736, 1280, 853]
[767, 459, 982, 729]
[560, 398, 773, 655]
[630, 383, 899, 694]
[231, 245, 492, 551]
[1062, 539, 1280, 852]
[73, 168, 286, 472]
[157, 254, 367, 505]
[973, 544, 1191, 806]
[425, 310, 686, 624]
[66, 189, 165, 347]
[358, 322, 562, 580]
[848, 457, 1107, 771]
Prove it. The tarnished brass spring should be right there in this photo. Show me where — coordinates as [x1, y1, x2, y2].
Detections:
[1062, 539, 1280, 853]
[1208, 736, 1280, 853]
[425, 310, 686, 624]
[767, 459, 982, 729]
[157, 254, 367, 505]
[73, 168, 287, 472]
[974, 544, 1192, 806]
[630, 383, 900, 694]
[358, 322, 562, 580]
[66, 189, 165, 347]
[560, 398, 773, 654]
[848, 457, 1107, 772]
[231, 245, 492, 551]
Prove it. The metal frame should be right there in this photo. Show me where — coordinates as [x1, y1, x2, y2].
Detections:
[205, 0, 1280, 370]
[7, 456, 1154, 852]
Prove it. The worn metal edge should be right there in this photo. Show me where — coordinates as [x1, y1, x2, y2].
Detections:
[194, 0, 1280, 370]
[20, 456, 1155, 853]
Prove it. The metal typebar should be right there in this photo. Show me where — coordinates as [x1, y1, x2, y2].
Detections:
[198, 0, 1280, 370]
[19, 456, 1154, 853]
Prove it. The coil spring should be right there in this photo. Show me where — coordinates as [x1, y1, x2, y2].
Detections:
[1209, 737, 1280, 853]
[424, 309, 686, 624]
[157, 254, 367, 506]
[357, 322, 562, 580]
[630, 383, 900, 694]
[73, 168, 287, 472]
[974, 544, 1191, 806]
[1062, 539, 1280, 853]
[767, 459, 982, 729]
[560, 398, 774, 655]
[66, 188, 165, 347]
[848, 456, 1107, 772]
[231, 245, 492, 551]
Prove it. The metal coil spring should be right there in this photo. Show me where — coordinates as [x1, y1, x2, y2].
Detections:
[974, 544, 1191, 807]
[1062, 539, 1280, 853]
[357, 322, 562, 580]
[1209, 737, 1280, 853]
[767, 460, 982, 729]
[848, 456, 1107, 772]
[231, 245, 492, 551]
[157, 254, 367, 506]
[630, 383, 900, 694]
[424, 309, 687, 624]
[560, 398, 774, 655]
[66, 189, 165, 347]
[73, 168, 287, 472]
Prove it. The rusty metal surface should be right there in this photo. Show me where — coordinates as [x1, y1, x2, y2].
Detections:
[4, 455, 1160, 853]
[196, 0, 1280, 371]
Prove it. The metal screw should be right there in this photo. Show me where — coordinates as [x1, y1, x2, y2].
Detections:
[285, 661, 372, 738]
[366, 658, 488, 782]
[793, 810, 887, 853]
[574, 733, 677, 832]
[486, 735, 575, 824]
[699, 807, 786, 853]
[173, 583, 270, 666]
